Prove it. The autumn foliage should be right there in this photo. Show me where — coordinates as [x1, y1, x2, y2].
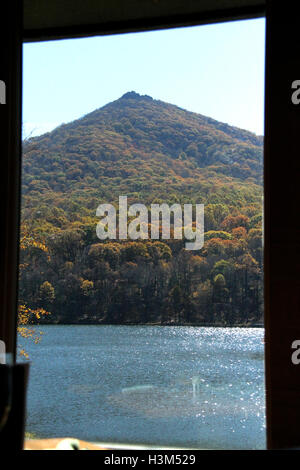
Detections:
[18, 227, 50, 356]
[19, 92, 263, 327]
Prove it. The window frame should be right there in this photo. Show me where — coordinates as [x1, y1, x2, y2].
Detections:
[3, 0, 299, 450]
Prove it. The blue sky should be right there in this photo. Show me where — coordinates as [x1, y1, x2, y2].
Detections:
[22, 18, 265, 138]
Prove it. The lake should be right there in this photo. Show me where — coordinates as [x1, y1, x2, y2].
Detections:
[19, 325, 266, 449]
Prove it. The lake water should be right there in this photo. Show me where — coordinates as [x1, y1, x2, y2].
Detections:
[20, 325, 266, 449]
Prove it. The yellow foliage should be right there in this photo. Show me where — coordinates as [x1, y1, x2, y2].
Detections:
[18, 227, 51, 357]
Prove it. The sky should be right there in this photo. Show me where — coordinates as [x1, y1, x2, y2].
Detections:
[22, 18, 265, 138]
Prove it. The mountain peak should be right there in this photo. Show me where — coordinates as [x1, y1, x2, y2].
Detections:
[120, 91, 153, 101]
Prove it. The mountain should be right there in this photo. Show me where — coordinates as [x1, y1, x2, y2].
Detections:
[22, 91, 263, 213]
[20, 92, 263, 326]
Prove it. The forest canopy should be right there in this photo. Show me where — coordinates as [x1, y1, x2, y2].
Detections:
[20, 92, 263, 326]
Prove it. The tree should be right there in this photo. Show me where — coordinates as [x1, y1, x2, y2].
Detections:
[213, 273, 228, 303]
[39, 281, 55, 307]
[18, 227, 50, 357]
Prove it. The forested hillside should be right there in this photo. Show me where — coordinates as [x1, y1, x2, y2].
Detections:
[20, 92, 263, 325]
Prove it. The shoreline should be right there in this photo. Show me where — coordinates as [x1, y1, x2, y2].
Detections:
[29, 322, 264, 328]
